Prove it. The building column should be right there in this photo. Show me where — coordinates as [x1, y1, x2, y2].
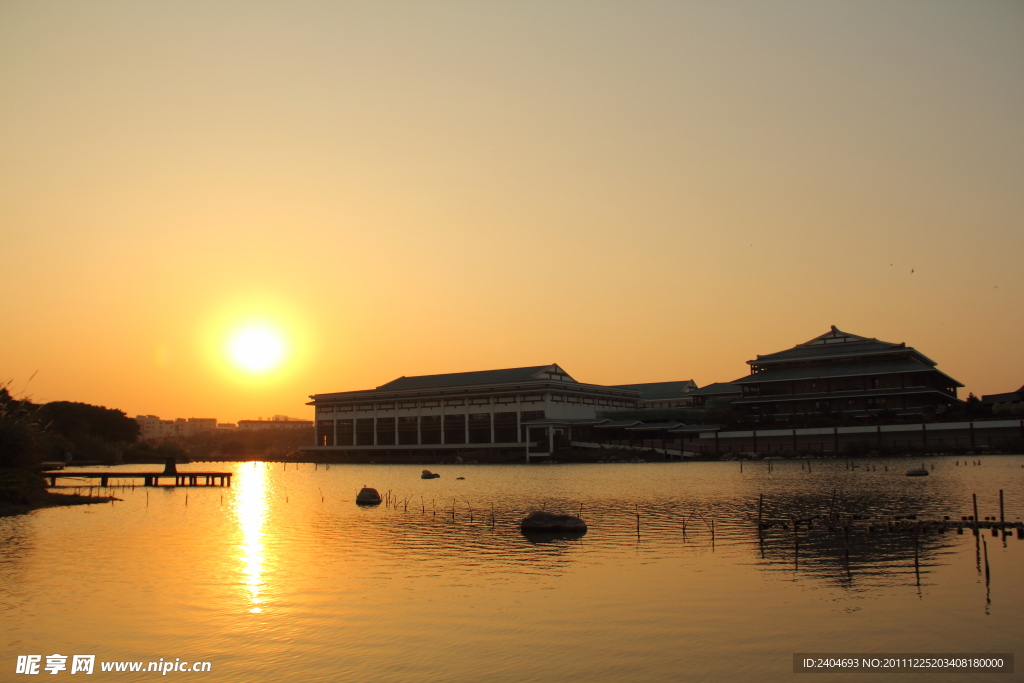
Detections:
[489, 399, 495, 444]
[548, 427, 554, 454]
[417, 404, 422, 445]
[464, 409, 469, 445]
[395, 417, 399, 447]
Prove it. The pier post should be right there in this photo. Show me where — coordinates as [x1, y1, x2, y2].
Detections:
[973, 494, 979, 535]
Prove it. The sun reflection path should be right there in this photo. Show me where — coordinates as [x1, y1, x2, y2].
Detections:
[234, 463, 269, 614]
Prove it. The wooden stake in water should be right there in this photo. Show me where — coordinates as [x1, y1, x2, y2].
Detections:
[635, 504, 641, 536]
[982, 536, 990, 586]
[973, 493, 980, 532]
[757, 493, 764, 536]
[999, 489, 1004, 525]
[913, 533, 920, 587]
[319, 487, 324, 503]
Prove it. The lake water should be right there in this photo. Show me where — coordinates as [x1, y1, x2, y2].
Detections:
[2, 457, 1022, 682]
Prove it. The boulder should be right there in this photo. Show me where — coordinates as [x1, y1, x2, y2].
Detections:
[356, 487, 382, 505]
[520, 510, 588, 534]
[905, 469, 929, 477]
[421, 470, 441, 479]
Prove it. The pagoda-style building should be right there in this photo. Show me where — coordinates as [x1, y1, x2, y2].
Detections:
[732, 326, 963, 421]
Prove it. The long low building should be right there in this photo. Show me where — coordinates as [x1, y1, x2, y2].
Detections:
[303, 364, 652, 459]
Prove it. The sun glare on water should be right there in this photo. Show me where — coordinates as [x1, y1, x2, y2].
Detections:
[228, 325, 286, 374]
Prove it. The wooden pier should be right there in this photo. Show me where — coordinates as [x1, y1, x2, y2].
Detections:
[43, 460, 231, 488]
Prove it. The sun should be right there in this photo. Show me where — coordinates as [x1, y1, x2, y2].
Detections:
[228, 325, 286, 374]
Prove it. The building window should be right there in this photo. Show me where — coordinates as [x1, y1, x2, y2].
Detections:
[337, 419, 354, 446]
[376, 417, 396, 445]
[420, 415, 442, 444]
[494, 412, 517, 443]
[468, 413, 491, 443]
[443, 414, 465, 444]
[355, 418, 375, 446]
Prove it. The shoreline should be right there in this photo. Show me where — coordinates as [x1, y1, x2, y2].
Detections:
[0, 491, 120, 517]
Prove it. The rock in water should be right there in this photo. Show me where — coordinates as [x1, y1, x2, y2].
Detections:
[421, 470, 441, 479]
[520, 510, 587, 533]
[905, 469, 929, 477]
[356, 487, 382, 505]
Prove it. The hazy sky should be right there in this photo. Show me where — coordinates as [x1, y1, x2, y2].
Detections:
[2, 1, 1022, 422]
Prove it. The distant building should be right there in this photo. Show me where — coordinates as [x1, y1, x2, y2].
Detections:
[217, 423, 238, 431]
[980, 384, 1024, 406]
[135, 415, 176, 440]
[610, 380, 697, 409]
[134, 415, 219, 439]
[238, 415, 313, 430]
[684, 382, 742, 408]
[732, 326, 964, 421]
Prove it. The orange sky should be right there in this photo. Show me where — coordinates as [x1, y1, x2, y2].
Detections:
[2, 1, 1022, 423]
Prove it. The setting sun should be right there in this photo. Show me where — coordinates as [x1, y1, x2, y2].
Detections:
[228, 326, 286, 374]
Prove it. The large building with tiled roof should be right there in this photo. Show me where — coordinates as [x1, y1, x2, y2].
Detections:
[732, 326, 964, 421]
[305, 364, 640, 457]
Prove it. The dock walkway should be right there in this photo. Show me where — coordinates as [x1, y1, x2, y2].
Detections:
[43, 468, 231, 488]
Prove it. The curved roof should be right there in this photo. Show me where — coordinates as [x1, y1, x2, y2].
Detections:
[376, 364, 573, 391]
[611, 380, 697, 399]
[751, 326, 935, 367]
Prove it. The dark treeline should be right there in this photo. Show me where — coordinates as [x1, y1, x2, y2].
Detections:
[169, 427, 314, 461]
[0, 386, 142, 468]
[0, 385, 145, 507]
